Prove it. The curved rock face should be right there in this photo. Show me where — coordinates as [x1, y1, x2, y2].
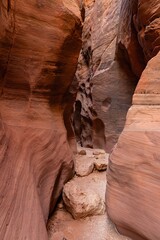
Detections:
[134, 0, 160, 61]
[0, 1, 82, 239]
[117, 0, 145, 77]
[107, 1, 160, 239]
[107, 51, 160, 240]
[73, 0, 138, 152]
[117, 0, 160, 74]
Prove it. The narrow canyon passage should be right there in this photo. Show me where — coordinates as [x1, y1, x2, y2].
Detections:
[0, 0, 160, 240]
[73, 0, 141, 152]
[47, 147, 131, 240]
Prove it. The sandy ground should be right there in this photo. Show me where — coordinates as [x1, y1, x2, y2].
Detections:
[48, 207, 131, 240]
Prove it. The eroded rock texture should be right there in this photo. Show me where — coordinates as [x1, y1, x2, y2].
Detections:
[74, 0, 139, 152]
[117, 0, 145, 77]
[0, 1, 82, 239]
[134, 0, 160, 61]
[107, 1, 160, 240]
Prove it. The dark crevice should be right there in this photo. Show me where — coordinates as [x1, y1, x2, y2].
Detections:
[7, 0, 11, 12]
[1, 0, 16, 96]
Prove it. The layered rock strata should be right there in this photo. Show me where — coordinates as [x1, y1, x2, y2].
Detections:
[107, 1, 160, 238]
[107, 51, 160, 240]
[0, 1, 82, 239]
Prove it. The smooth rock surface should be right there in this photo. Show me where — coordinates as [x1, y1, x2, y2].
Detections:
[0, 1, 82, 239]
[107, 52, 160, 240]
[106, 1, 160, 239]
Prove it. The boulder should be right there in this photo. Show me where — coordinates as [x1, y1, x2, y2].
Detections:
[75, 156, 94, 176]
[63, 180, 105, 219]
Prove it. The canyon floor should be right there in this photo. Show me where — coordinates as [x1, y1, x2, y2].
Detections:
[47, 147, 131, 240]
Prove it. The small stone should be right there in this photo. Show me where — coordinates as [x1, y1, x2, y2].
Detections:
[94, 154, 109, 171]
[93, 149, 106, 156]
[78, 149, 87, 155]
[75, 156, 94, 177]
[57, 201, 64, 209]
[94, 160, 108, 171]
[63, 181, 105, 219]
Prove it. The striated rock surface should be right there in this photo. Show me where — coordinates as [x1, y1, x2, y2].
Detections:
[107, 1, 160, 239]
[74, 0, 160, 152]
[117, 0, 145, 77]
[116, 0, 160, 75]
[107, 50, 160, 239]
[74, 0, 138, 152]
[0, 1, 82, 239]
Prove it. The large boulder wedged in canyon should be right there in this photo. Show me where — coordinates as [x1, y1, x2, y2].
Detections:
[107, 52, 160, 240]
[0, 1, 82, 239]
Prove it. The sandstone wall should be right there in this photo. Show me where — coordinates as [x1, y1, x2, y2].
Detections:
[74, 0, 139, 152]
[0, 1, 82, 239]
[107, 1, 160, 239]
[134, 0, 160, 61]
[107, 51, 160, 240]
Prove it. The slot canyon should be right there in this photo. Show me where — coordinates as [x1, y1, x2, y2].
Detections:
[0, 0, 160, 240]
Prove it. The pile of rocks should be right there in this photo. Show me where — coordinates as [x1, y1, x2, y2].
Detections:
[62, 148, 109, 219]
[75, 149, 109, 177]
[48, 147, 131, 240]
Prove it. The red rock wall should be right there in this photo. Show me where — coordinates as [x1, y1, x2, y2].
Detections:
[0, 1, 82, 239]
[134, 0, 160, 61]
[107, 1, 160, 239]
[116, 0, 145, 77]
[74, 0, 138, 152]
